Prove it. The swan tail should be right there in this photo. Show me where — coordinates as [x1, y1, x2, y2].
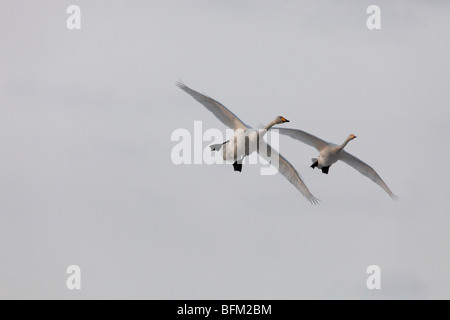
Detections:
[210, 140, 229, 152]
[210, 144, 223, 152]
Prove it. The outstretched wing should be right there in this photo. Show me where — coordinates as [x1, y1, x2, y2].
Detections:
[259, 142, 320, 205]
[177, 81, 249, 130]
[339, 151, 398, 200]
[276, 128, 330, 151]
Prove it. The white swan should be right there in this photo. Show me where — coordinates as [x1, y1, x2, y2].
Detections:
[277, 129, 398, 200]
[177, 81, 319, 205]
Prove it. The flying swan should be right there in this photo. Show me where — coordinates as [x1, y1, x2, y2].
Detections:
[176, 81, 319, 205]
[276, 128, 398, 200]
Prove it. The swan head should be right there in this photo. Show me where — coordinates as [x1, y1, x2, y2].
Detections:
[277, 116, 290, 124]
[348, 134, 357, 140]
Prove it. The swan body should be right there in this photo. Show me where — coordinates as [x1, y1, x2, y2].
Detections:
[277, 128, 398, 200]
[219, 120, 286, 165]
[316, 144, 340, 168]
[177, 81, 319, 205]
[314, 135, 356, 171]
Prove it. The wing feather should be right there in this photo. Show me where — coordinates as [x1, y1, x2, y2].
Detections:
[259, 143, 320, 205]
[339, 151, 398, 200]
[276, 128, 329, 151]
[177, 81, 249, 130]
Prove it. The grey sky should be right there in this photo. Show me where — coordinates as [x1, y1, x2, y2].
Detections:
[0, 0, 449, 299]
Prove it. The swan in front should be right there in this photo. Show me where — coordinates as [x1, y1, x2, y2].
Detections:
[176, 81, 319, 205]
[276, 128, 398, 200]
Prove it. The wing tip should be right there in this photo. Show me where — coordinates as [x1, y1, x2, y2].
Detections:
[308, 195, 321, 205]
[175, 79, 187, 90]
[390, 194, 399, 201]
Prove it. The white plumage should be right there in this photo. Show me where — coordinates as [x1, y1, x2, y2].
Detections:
[277, 128, 398, 200]
[177, 82, 319, 205]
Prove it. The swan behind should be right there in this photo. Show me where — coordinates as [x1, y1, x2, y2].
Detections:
[277, 128, 398, 200]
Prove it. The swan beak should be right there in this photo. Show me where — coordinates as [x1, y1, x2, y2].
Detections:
[351, 134, 357, 139]
[282, 118, 290, 123]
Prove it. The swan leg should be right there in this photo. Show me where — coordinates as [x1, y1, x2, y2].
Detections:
[233, 161, 243, 172]
[321, 166, 330, 174]
[311, 161, 319, 169]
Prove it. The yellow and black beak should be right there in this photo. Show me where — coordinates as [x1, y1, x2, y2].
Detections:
[281, 117, 290, 123]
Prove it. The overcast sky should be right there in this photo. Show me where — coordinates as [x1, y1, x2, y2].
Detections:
[1, 0, 449, 299]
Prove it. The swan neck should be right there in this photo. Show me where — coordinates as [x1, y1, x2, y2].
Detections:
[257, 120, 277, 138]
[263, 120, 277, 132]
[338, 137, 352, 151]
